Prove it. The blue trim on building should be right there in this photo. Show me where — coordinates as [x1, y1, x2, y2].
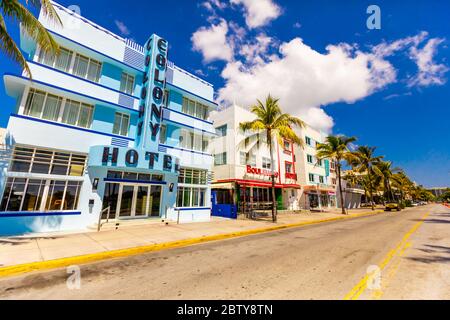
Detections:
[28, 61, 140, 100]
[175, 207, 211, 211]
[6, 74, 139, 114]
[47, 29, 145, 74]
[166, 82, 218, 107]
[0, 211, 82, 218]
[162, 107, 213, 125]
[104, 178, 167, 185]
[159, 144, 212, 157]
[11, 114, 136, 141]
[162, 118, 216, 136]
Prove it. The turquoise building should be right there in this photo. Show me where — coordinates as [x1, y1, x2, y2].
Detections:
[0, 2, 217, 235]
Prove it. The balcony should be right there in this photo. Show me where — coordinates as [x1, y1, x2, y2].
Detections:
[162, 108, 215, 135]
[25, 62, 140, 111]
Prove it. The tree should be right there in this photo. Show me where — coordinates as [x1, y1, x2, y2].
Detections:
[375, 161, 400, 203]
[240, 95, 305, 222]
[391, 171, 414, 204]
[317, 135, 356, 215]
[0, 0, 61, 77]
[350, 146, 384, 210]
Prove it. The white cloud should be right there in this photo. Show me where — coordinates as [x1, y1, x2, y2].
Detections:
[218, 38, 402, 132]
[191, 19, 233, 63]
[408, 38, 448, 87]
[114, 20, 130, 36]
[230, 0, 281, 29]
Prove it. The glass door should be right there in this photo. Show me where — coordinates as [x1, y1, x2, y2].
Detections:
[102, 183, 119, 219]
[102, 183, 162, 219]
[119, 185, 134, 218]
[135, 186, 150, 217]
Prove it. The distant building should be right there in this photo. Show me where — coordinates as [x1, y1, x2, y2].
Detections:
[428, 187, 449, 198]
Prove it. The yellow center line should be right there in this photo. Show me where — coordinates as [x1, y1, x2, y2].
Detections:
[343, 211, 430, 300]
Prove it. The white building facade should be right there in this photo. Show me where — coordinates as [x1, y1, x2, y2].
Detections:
[210, 105, 306, 214]
[295, 125, 337, 210]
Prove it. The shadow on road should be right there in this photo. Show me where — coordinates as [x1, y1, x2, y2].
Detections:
[408, 245, 450, 264]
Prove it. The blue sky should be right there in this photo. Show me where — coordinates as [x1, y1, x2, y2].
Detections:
[1, 0, 449, 187]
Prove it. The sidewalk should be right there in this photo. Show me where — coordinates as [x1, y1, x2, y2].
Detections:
[0, 207, 384, 270]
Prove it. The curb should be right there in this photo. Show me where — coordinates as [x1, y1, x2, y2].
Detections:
[0, 209, 384, 279]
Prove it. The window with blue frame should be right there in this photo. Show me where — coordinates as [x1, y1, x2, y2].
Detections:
[113, 112, 130, 136]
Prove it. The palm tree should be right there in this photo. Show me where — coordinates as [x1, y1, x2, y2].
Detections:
[240, 95, 305, 222]
[317, 135, 356, 215]
[0, 0, 61, 77]
[391, 171, 413, 204]
[375, 161, 400, 203]
[350, 146, 384, 210]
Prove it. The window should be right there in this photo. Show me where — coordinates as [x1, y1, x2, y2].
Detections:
[179, 129, 209, 152]
[113, 112, 130, 136]
[176, 187, 206, 208]
[248, 154, 256, 167]
[262, 157, 272, 169]
[106, 171, 163, 182]
[177, 168, 208, 208]
[216, 125, 227, 137]
[284, 140, 291, 151]
[319, 176, 325, 184]
[160, 124, 167, 144]
[306, 136, 312, 146]
[62, 99, 94, 128]
[10, 146, 87, 176]
[317, 159, 323, 167]
[0, 178, 82, 212]
[120, 72, 135, 95]
[307, 155, 313, 164]
[73, 54, 102, 82]
[285, 162, 293, 173]
[24, 89, 62, 122]
[182, 97, 209, 120]
[23, 89, 94, 129]
[163, 90, 170, 107]
[309, 173, 315, 183]
[214, 152, 227, 166]
[240, 152, 247, 165]
[332, 178, 337, 185]
[178, 168, 208, 185]
[38, 47, 73, 73]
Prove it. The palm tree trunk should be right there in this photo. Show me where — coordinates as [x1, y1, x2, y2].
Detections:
[268, 131, 277, 223]
[368, 174, 375, 210]
[337, 162, 346, 215]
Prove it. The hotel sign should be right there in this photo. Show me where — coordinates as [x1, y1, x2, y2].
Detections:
[136, 34, 168, 152]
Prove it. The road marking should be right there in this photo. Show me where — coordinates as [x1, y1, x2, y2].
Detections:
[0, 209, 384, 279]
[343, 212, 430, 300]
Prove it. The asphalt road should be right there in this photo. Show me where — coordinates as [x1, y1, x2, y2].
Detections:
[0, 204, 449, 300]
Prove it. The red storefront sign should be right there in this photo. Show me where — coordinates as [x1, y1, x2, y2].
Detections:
[246, 165, 279, 177]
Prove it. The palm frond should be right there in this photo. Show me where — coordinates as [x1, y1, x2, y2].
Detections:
[0, 14, 31, 76]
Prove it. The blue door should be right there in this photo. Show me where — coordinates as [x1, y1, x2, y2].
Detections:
[211, 191, 237, 219]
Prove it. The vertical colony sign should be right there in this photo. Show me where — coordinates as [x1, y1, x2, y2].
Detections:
[136, 34, 168, 151]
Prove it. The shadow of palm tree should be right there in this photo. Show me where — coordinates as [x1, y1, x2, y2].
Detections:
[409, 244, 450, 264]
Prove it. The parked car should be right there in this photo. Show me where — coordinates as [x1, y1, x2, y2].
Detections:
[385, 202, 402, 212]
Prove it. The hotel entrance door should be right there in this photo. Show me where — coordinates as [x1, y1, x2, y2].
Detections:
[103, 183, 162, 219]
